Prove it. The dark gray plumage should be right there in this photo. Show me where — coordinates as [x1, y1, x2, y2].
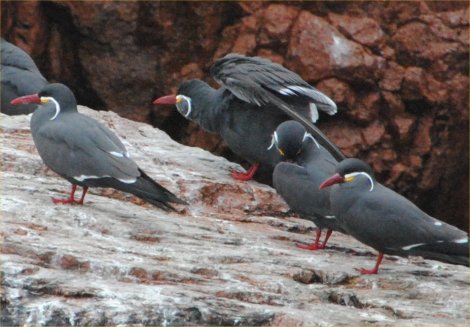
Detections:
[154, 53, 344, 181]
[210, 53, 338, 120]
[320, 158, 469, 274]
[272, 121, 346, 250]
[12, 83, 186, 210]
[1, 38, 48, 115]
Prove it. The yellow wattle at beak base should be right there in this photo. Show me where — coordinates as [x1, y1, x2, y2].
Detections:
[41, 98, 49, 103]
[278, 148, 285, 156]
[344, 176, 355, 182]
[175, 96, 182, 103]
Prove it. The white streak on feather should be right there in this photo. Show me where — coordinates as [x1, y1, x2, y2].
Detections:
[118, 178, 137, 184]
[278, 88, 295, 96]
[44, 97, 61, 121]
[74, 174, 136, 184]
[402, 243, 426, 251]
[277, 85, 336, 119]
[345, 172, 374, 191]
[309, 102, 319, 123]
[110, 151, 124, 158]
[109, 151, 130, 158]
[176, 95, 192, 117]
[267, 131, 278, 150]
[74, 175, 109, 182]
[302, 132, 320, 149]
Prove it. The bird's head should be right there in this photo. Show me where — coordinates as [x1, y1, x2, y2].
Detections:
[319, 158, 375, 190]
[268, 120, 320, 159]
[153, 80, 206, 118]
[153, 94, 192, 118]
[10, 83, 77, 120]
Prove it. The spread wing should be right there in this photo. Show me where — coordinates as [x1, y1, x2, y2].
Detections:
[210, 53, 344, 161]
[211, 53, 337, 120]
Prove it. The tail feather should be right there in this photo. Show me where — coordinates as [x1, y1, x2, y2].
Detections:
[127, 169, 187, 210]
[139, 195, 177, 212]
[402, 240, 469, 267]
[95, 169, 187, 211]
[413, 251, 469, 267]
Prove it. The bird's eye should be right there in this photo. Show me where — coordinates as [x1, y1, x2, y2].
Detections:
[175, 95, 192, 118]
[344, 173, 356, 182]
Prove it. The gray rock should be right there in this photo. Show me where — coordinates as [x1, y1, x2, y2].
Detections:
[1, 108, 468, 326]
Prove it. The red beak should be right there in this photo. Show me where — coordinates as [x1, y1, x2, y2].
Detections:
[319, 173, 344, 190]
[10, 94, 41, 105]
[153, 95, 177, 105]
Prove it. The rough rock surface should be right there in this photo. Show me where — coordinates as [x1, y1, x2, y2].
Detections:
[1, 1, 468, 230]
[1, 109, 469, 326]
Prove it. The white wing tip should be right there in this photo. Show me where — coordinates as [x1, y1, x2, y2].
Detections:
[322, 96, 338, 115]
[309, 102, 319, 123]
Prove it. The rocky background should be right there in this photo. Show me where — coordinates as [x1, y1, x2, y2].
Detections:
[1, 1, 469, 230]
[1, 109, 469, 325]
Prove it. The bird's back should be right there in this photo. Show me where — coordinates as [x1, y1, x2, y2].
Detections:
[274, 162, 331, 218]
[273, 147, 345, 232]
[334, 181, 468, 265]
[1, 39, 48, 115]
[219, 98, 287, 166]
[31, 107, 139, 183]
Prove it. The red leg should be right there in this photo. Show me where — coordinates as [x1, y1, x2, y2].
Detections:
[231, 162, 260, 181]
[77, 186, 89, 205]
[296, 228, 323, 251]
[52, 184, 87, 205]
[319, 229, 333, 249]
[355, 253, 384, 275]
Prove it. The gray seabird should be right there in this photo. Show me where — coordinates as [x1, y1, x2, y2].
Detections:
[1, 38, 48, 115]
[271, 121, 346, 250]
[154, 53, 344, 181]
[320, 158, 469, 274]
[11, 83, 186, 210]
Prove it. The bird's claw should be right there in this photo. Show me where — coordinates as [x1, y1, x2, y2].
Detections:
[230, 169, 255, 181]
[52, 198, 84, 205]
[355, 267, 378, 275]
[295, 242, 325, 251]
[230, 163, 260, 181]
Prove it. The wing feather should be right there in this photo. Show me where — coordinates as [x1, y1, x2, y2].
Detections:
[33, 114, 140, 182]
[220, 74, 345, 161]
[211, 53, 337, 119]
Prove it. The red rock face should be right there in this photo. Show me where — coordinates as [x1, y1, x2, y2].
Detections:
[2, 1, 468, 229]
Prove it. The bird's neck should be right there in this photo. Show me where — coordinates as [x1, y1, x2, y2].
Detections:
[187, 84, 226, 133]
[297, 139, 324, 163]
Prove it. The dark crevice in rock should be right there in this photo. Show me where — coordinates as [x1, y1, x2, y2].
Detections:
[39, 1, 105, 111]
